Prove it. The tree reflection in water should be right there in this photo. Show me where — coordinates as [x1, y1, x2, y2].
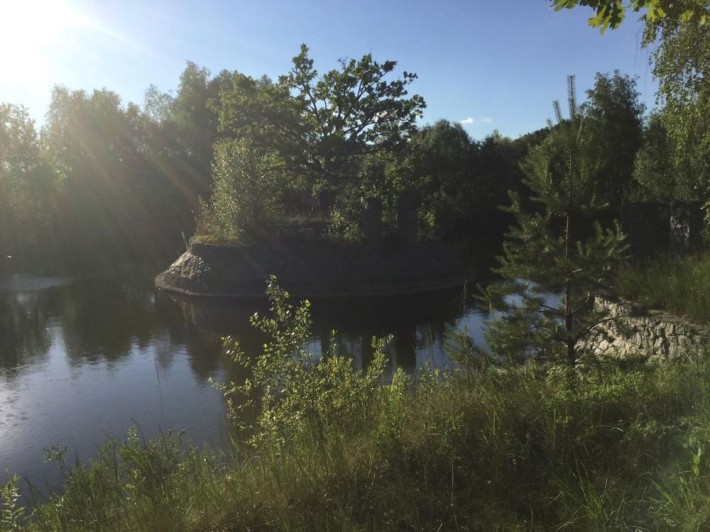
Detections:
[0, 272, 486, 503]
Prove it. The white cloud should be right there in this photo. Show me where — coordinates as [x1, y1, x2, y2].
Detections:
[459, 116, 493, 126]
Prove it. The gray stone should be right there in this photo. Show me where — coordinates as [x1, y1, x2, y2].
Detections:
[583, 297, 710, 362]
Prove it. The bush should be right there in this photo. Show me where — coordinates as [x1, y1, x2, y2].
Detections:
[197, 139, 286, 242]
[30, 429, 224, 531]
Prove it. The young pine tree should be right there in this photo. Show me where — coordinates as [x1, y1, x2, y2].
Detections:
[485, 76, 628, 366]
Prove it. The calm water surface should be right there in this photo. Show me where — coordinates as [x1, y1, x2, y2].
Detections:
[0, 271, 487, 500]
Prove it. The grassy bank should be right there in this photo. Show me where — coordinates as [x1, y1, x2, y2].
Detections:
[5, 355, 710, 529]
[615, 252, 710, 321]
[6, 279, 710, 530]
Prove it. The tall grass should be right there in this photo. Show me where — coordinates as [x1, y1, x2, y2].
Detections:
[10, 355, 710, 530]
[10, 280, 710, 530]
[23, 429, 225, 531]
[615, 252, 710, 321]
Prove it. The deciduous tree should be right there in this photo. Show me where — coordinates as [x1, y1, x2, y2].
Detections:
[43, 87, 174, 265]
[582, 71, 644, 211]
[210, 45, 426, 239]
[632, 112, 674, 200]
[0, 103, 55, 263]
[406, 120, 479, 236]
[283, 44, 425, 198]
[648, 5, 710, 201]
[551, 0, 707, 32]
[198, 138, 286, 241]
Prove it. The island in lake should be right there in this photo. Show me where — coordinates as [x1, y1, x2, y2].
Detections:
[156, 235, 474, 299]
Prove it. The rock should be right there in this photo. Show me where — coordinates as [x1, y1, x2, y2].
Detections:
[584, 297, 710, 361]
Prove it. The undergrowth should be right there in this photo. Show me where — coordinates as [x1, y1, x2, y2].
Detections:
[8, 278, 710, 530]
[615, 252, 710, 321]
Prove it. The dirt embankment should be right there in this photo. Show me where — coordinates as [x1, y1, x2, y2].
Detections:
[155, 238, 473, 298]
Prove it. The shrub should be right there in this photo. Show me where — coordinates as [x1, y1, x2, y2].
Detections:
[212, 276, 387, 447]
[197, 139, 286, 242]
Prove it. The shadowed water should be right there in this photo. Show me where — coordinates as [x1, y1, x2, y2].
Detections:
[0, 271, 487, 502]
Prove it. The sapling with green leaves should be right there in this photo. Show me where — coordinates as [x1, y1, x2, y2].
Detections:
[484, 75, 628, 366]
[212, 275, 388, 448]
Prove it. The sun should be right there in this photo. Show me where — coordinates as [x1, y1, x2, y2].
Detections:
[0, 0, 83, 84]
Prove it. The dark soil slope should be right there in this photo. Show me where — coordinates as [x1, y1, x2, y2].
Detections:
[156, 238, 473, 298]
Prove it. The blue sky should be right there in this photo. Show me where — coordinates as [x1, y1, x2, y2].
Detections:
[0, 0, 656, 139]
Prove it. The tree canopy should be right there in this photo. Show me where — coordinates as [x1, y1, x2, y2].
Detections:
[0, 104, 55, 263]
[551, 0, 708, 32]
[582, 71, 644, 210]
[284, 45, 425, 193]
[202, 44, 426, 240]
[649, 4, 710, 200]
[0, 42, 662, 271]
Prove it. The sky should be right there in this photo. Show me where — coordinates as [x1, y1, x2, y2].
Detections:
[0, 0, 658, 140]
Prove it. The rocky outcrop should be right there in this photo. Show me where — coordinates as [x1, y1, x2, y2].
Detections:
[155, 237, 473, 299]
[585, 298, 710, 362]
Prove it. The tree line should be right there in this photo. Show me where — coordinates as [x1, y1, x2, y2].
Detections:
[1, 2, 708, 273]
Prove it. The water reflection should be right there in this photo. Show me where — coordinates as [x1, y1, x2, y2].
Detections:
[168, 287, 484, 374]
[0, 273, 228, 502]
[0, 291, 53, 375]
[0, 272, 488, 504]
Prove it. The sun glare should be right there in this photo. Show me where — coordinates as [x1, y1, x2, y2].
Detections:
[0, 0, 83, 83]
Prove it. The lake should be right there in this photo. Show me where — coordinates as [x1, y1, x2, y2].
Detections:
[0, 271, 488, 501]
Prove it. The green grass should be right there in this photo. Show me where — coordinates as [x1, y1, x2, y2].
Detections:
[8, 279, 710, 530]
[5, 355, 710, 531]
[615, 252, 710, 321]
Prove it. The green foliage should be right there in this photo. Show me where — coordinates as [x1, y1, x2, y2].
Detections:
[142, 63, 232, 237]
[146, 62, 230, 203]
[212, 276, 387, 447]
[400, 121, 532, 240]
[486, 76, 628, 365]
[326, 197, 368, 241]
[615, 252, 710, 320]
[583, 71, 645, 210]
[551, 0, 708, 32]
[0, 61, 243, 272]
[648, 5, 710, 204]
[42, 86, 193, 268]
[197, 139, 286, 242]
[0, 475, 24, 531]
[20, 286, 710, 529]
[215, 72, 301, 164]
[406, 120, 478, 236]
[633, 112, 675, 200]
[30, 428, 223, 531]
[209, 44, 425, 239]
[284, 44, 425, 193]
[0, 103, 56, 265]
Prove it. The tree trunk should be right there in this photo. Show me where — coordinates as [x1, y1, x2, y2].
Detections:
[565, 210, 575, 366]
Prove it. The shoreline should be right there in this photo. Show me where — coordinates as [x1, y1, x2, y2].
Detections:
[155, 238, 475, 299]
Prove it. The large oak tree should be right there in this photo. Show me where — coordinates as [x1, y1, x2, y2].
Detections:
[202, 45, 426, 239]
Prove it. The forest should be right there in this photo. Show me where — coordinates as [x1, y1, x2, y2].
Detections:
[1, 14, 699, 275]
